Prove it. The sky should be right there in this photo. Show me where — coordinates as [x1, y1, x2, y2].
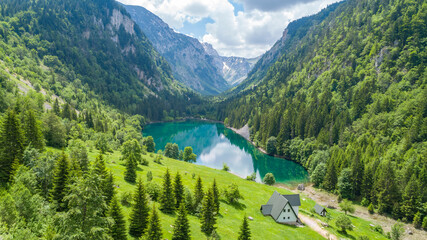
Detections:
[117, 0, 341, 58]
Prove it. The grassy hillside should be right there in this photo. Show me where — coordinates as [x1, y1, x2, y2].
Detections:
[80, 148, 387, 240]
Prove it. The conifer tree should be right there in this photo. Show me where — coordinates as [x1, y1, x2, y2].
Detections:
[201, 188, 216, 235]
[124, 152, 137, 183]
[147, 205, 163, 240]
[129, 179, 150, 238]
[174, 172, 185, 209]
[323, 157, 337, 191]
[238, 216, 251, 240]
[53, 98, 61, 116]
[194, 176, 204, 210]
[109, 196, 127, 240]
[160, 169, 175, 213]
[212, 179, 220, 215]
[50, 151, 70, 211]
[0, 109, 25, 184]
[104, 172, 116, 205]
[23, 109, 45, 150]
[172, 203, 191, 240]
[93, 154, 115, 204]
[93, 154, 108, 177]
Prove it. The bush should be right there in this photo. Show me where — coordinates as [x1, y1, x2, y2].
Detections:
[222, 163, 230, 172]
[224, 183, 243, 204]
[361, 197, 370, 207]
[413, 211, 422, 228]
[372, 225, 383, 234]
[263, 173, 275, 185]
[266, 137, 277, 155]
[390, 222, 404, 240]
[146, 171, 153, 182]
[146, 182, 161, 201]
[120, 191, 133, 207]
[368, 203, 375, 214]
[245, 172, 256, 181]
[339, 199, 355, 215]
[335, 214, 353, 233]
[422, 216, 427, 230]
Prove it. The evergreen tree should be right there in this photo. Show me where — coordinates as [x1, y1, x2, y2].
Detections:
[337, 168, 353, 199]
[323, 156, 337, 191]
[0, 109, 25, 184]
[375, 160, 399, 214]
[174, 172, 185, 209]
[53, 98, 61, 116]
[400, 174, 420, 221]
[201, 188, 216, 235]
[109, 196, 127, 240]
[194, 176, 204, 210]
[129, 179, 150, 238]
[93, 154, 108, 177]
[124, 152, 137, 183]
[104, 172, 116, 205]
[172, 203, 191, 240]
[160, 168, 175, 213]
[23, 109, 45, 150]
[50, 151, 70, 211]
[413, 211, 422, 229]
[94, 154, 115, 204]
[212, 179, 220, 215]
[147, 205, 163, 240]
[238, 216, 251, 240]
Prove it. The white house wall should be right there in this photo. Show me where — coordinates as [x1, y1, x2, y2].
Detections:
[276, 203, 297, 223]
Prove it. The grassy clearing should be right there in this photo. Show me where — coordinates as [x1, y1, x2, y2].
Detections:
[55, 147, 387, 240]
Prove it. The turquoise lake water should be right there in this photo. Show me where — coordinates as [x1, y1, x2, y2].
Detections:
[143, 120, 309, 185]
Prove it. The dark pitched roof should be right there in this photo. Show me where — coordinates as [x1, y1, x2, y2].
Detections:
[266, 191, 289, 220]
[261, 204, 273, 216]
[314, 203, 326, 214]
[282, 194, 301, 207]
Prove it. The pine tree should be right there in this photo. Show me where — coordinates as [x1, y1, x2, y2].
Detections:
[129, 179, 150, 238]
[147, 205, 163, 240]
[160, 168, 175, 214]
[94, 154, 115, 204]
[50, 151, 70, 211]
[109, 196, 127, 240]
[194, 176, 204, 210]
[104, 172, 116, 205]
[23, 109, 45, 150]
[124, 152, 137, 183]
[0, 109, 25, 184]
[400, 174, 420, 221]
[53, 98, 61, 116]
[212, 179, 220, 215]
[201, 188, 216, 235]
[93, 154, 108, 177]
[323, 157, 337, 191]
[238, 216, 251, 240]
[174, 172, 185, 209]
[172, 203, 191, 240]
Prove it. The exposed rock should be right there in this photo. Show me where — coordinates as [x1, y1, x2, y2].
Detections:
[298, 184, 305, 191]
[248, 216, 254, 221]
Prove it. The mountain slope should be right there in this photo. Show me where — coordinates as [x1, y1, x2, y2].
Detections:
[202, 43, 260, 86]
[0, 0, 199, 120]
[216, 0, 426, 221]
[123, 4, 229, 95]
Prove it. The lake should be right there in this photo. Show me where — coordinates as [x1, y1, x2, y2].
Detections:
[143, 120, 309, 185]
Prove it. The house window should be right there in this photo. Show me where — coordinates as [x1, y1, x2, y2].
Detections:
[288, 209, 290, 212]
[288, 217, 290, 219]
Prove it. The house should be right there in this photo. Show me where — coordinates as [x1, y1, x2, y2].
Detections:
[260, 191, 301, 224]
[314, 203, 327, 217]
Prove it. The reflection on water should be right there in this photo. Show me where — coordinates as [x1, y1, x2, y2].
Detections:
[143, 120, 308, 185]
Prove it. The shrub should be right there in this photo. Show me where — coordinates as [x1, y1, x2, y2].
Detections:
[372, 225, 383, 234]
[120, 191, 133, 207]
[368, 203, 375, 214]
[146, 171, 153, 182]
[146, 182, 161, 201]
[335, 214, 353, 233]
[222, 163, 230, 172]
[224, 183, 243, 204]
[361, 197, 370, 207]
[263, 173, 275, 185]
[245, 173, 256, 181]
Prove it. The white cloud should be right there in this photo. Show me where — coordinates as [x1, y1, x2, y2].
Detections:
[117, 0, 341, 58]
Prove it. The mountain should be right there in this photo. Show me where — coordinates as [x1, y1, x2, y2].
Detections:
[216, 0, 426, 221]
[202, 43, 260, 86]
[0, 0, 199, 120]
[123, 4, 257, 94]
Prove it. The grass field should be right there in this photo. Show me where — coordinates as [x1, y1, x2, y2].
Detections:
[74, 148, 388, 240]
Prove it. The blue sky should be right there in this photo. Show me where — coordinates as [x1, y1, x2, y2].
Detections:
[117, 0, 341, 58]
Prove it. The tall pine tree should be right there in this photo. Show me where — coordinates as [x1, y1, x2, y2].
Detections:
[50, 151, 70, 211]
[194, 176, 204, 211]
[212, 179, 220, 215]
[238, 216, 251, 240]
[124, 152, 137, 183]
[109, 196, 127, 240]
[172, 203, 191, 240]
[160, 168, 175, 214]
[201, 188, 216, 235]
[129, 179, 150, 238]
[0, 109, 25, 184]
[174, 172, 184, 209]
[147, 205, 163, 240]
[23, 109, 44, 150]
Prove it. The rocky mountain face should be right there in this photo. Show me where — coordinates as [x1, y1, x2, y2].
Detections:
[123, 4, 257, 94]
[202, 43, 260, 86]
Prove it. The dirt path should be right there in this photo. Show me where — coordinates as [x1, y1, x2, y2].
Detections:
[299, 214, 338, 240]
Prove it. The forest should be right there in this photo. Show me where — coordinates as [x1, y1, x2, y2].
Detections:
[215, 0, 426, 224]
